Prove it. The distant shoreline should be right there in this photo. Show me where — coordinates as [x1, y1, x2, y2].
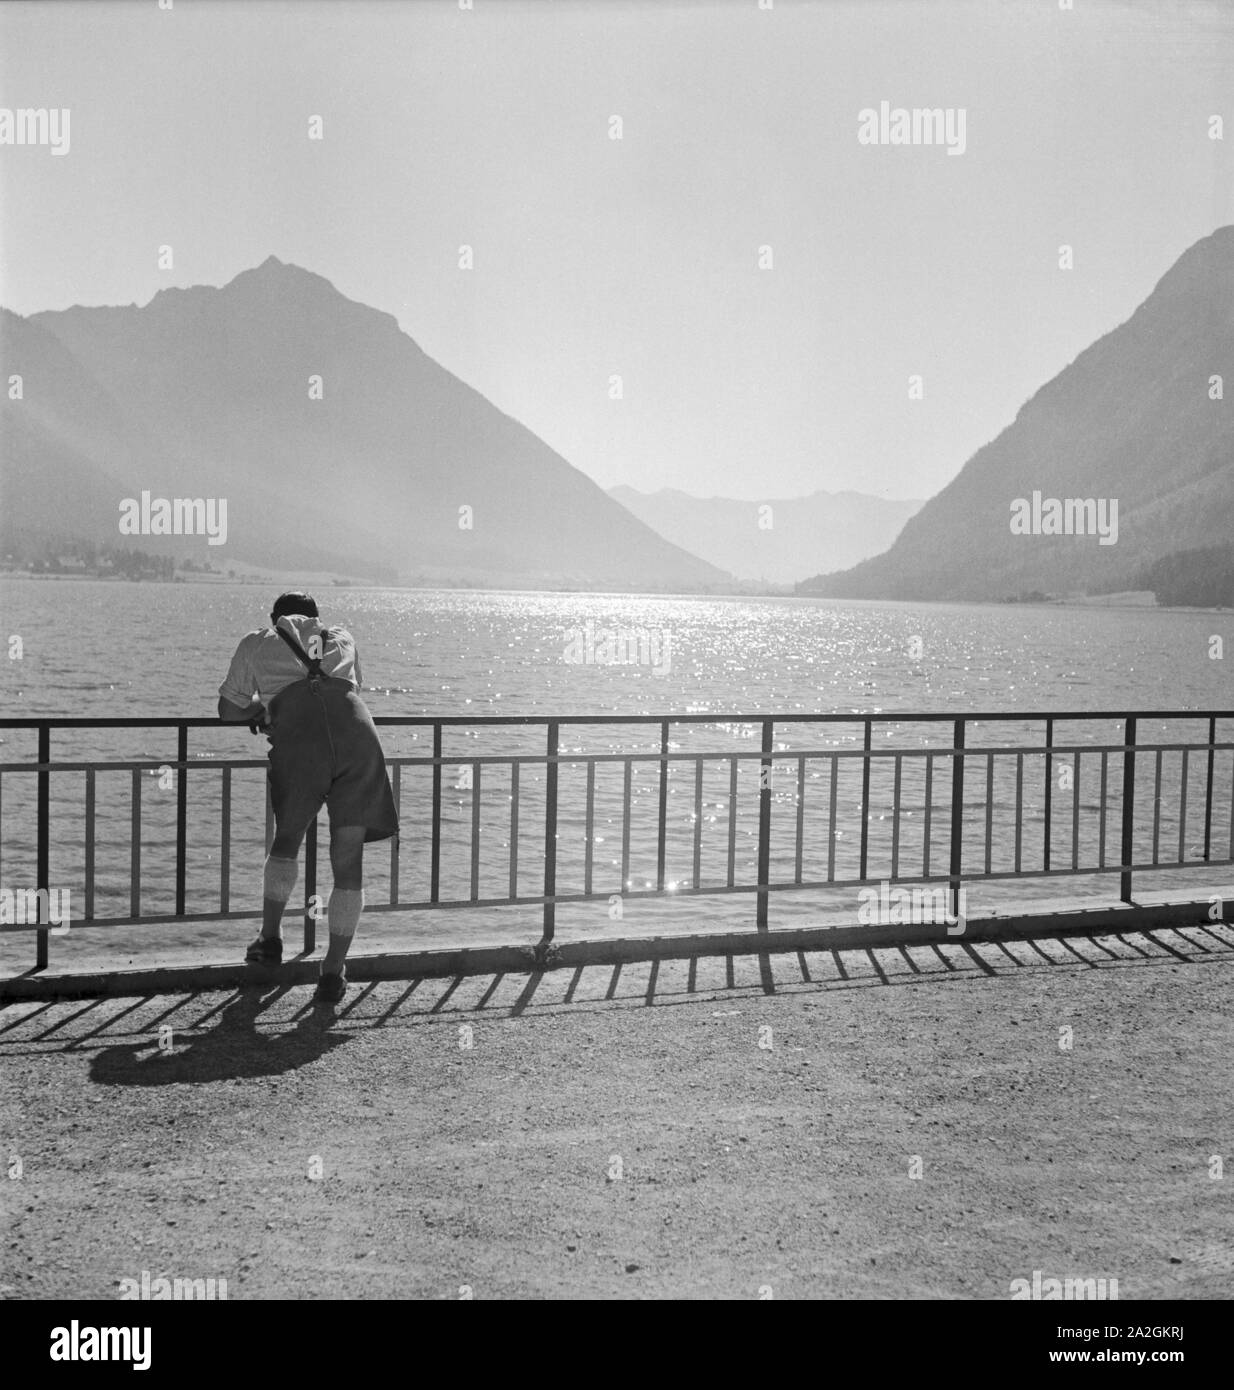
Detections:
[2, 570, 1230, 614]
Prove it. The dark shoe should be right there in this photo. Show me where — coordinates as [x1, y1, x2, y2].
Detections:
[245, 935, 283, 966]
[313, 969, 346, 1005]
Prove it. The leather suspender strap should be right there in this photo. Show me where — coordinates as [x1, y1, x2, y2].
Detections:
[275, 623, 331, 680]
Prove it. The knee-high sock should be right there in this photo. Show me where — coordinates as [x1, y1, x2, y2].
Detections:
[263, 854, 298, 904]
[328, 887, 364, 941]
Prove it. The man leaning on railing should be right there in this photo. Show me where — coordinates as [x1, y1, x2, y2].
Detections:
[217, 592, 399, 1005]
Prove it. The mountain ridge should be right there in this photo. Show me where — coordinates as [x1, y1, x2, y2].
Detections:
[2, 260, 730, 590]
[798, 225, 1234, 601]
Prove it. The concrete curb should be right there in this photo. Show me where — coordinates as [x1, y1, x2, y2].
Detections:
[1, 897, 1230, 1002]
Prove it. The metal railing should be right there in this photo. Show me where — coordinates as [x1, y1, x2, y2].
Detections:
[1, 710, 1232, 970]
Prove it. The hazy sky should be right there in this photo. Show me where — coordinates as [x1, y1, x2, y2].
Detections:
[1, 0, 1230, 501]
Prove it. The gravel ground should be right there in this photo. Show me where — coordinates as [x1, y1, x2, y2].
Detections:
[2, 923, 1232, 1300]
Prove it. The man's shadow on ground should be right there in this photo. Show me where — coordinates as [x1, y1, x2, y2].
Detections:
[89, 986, 351, 1086]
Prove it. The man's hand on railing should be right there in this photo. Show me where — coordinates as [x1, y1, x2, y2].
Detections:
[217, 695, 269, 732]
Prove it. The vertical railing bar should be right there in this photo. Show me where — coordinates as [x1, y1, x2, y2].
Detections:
[692, 757, 703, 890]
[1120, 716, 1137, 903]
[582, 758, 594, 897]
[1013, 752, 1022, 875]
[85, 767, 96, 921]
[541, 722, 559, 943]
[827, 753, 838, 883]
[859, 721, 871, 881]
[794, 755, 806, 886]
[621, 760, 632, 891]
[1203, 716, 1215, 863]
[389, 762, 401, 905]
[430, 724, 442, 904]
[1152, 747, 1163, 866]
[1178, 747, 1189, 866]
[1228, 743, 1234, 861]
[509, 759, 520, 900]
[984, 752, 994, 876]
[470, 760, 482, 902]
[219, 764, 230, 914]
[656, 721, 669, 892]
[1098, 750, 1107, 871]
[891, 754, 902, 880]
[1229, 742, 1234, 861]
[36, 723, 50, 969]
[303, 815, 317, 955]
[948, 718, 965, 920]
[923, 752, 933, 878]
[756, 719, 773, 930]
[175, 723, 188, 917]
[130, 766, 141, 920]
[1071, 751, 1081, 872]
[727, 756, 738, 889]
[1043, 718, 1054, 874]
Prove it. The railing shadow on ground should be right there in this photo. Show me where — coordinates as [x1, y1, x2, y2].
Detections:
[0, 923, 1230, 1084]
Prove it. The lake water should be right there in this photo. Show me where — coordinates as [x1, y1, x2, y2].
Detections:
[1, 578, 1232, 957]
[2, 578, 1231, 721]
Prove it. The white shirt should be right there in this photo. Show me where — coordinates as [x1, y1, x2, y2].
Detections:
[219, 614, 363, 709]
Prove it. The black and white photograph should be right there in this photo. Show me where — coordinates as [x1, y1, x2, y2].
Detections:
[1, 0, 1231, 1337]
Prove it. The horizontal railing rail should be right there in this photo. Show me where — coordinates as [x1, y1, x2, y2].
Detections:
[0, 710, 1232, 727]
[1, 711, 1232, 971]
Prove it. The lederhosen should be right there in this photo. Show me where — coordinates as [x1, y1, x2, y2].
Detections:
[265, 625, 399, 844]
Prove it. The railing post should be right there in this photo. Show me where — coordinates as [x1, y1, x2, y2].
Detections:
[1121, 716, 1137, 902]
[304, 814, 318, 954]
[1043, 717, 1054, 873]
[859, 720, 871, 881]
[430, 723, 442, 904]
[36, 722, 49, 970]
[541, 721, 559, 944]
[219, 765, 230, 914]
[757, 718, 774, 930]
[389, 763, 401, 903]
[175, 723, 188, 916]
[949, 718, 965, 921]
[656, 721, 669, 891]
[1203, 715, 1215, 862]
[130, 769, 141, 919]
